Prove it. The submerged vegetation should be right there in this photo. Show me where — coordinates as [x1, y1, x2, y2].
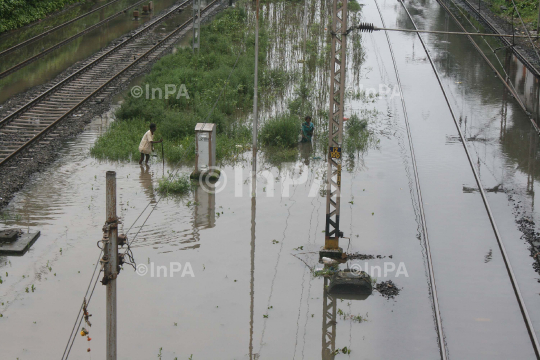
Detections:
[0, 0, 80, 33]
[91, 0, 375, 174]
[157, 173, 192, 196]
[91, 8, 271, 163]
[259, 113, 301, 147]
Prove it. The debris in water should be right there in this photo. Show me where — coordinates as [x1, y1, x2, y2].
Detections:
[375, 280, 401, 299]
[346, 253, 389, 260]
[484, 249, 492, 263]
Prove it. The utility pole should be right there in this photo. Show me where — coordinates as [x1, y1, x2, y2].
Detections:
[103, 171, 118, 360]
[192, 0, 201, 53]
[252, 0, 260, 196]
[321, 0, 348, 259]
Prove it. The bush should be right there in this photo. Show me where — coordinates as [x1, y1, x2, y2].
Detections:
[0, 0, 80, 33]
[91, 8, 266, 164]
[157, 174, 192, 195]
[259, 113, 301, 147]
[344, 113, 369, 153]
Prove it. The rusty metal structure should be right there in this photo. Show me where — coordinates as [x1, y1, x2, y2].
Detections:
[323, 0, 348, 256]
[321, 277, 337, 359]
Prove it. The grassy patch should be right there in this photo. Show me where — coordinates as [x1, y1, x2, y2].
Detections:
[485, 0, 539, 28]
[0, 0, 80, 33]
[157, 174, 192, 195]
[259, 113, 301, 147]
[91, 8, 270, 164]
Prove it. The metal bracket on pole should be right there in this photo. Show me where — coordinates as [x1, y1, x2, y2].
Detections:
[322, 0, 348, 259]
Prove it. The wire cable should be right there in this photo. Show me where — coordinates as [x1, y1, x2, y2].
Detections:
[436, 0, 540, 134]
[398, 0, 540, 357]
[60, 250, 103, 360]
[508, 0, 540, 63]
[373, 1, 448, 358]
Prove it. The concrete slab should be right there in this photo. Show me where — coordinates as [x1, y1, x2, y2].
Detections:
[0, 231, 40, 256]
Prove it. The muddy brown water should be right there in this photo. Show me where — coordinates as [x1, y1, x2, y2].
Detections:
[1, 0, 540, 358]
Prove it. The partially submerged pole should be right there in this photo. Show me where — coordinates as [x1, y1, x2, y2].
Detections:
[252, 0, 260, 197]
[104, 171, 118, 360]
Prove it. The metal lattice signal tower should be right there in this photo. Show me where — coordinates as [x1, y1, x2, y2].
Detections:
[321, 277, 337, 359]
[324, 0, 348, 255]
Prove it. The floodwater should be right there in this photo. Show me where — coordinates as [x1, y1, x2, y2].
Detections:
[0, 0, 183, 105]
[1, 0, 540, 359]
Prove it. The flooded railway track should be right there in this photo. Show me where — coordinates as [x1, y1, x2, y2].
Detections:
[375, 0, 540, 357]
[396, 0, 540, 357]
[0, 0, 223, 168]
[0, 0, 125, 59]
[457, 0, 540, 77]
[0, 0, 164, 80]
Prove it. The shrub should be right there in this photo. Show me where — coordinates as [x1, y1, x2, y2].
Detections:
[157, 174, 192, 195]
[0, 0, 80, 33]
[259, 113, 301, 147]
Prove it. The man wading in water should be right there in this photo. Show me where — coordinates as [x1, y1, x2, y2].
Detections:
[301, 115, 314, 143]
[139, 123, 163, 165]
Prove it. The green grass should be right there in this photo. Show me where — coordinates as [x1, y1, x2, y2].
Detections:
[259, 113, 301, 147]
[484, 0, 539, 28]
[344, 114, 369, 153]
[157, 174, 192, 195]
[91, 8, 270, 164]
[0, 0, 81, 33]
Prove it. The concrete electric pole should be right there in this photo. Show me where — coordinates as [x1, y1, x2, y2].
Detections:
[103, 171, 119, 360]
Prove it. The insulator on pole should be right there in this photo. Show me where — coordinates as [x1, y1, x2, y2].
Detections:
[357, 22, 375, 32]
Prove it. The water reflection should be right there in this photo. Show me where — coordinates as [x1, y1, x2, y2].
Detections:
[138, 164, 156, 204]
[193, 184, 216, 229]
[321, 276, 337, 360]
[300, 142, 313, 166]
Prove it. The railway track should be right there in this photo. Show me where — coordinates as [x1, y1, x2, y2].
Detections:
[385, 0, 540, 357]
[0, 0, 124, 59]
[0, 0, 223, 168]
[0, 0, 153, 80]
[457, 0, 540, 77]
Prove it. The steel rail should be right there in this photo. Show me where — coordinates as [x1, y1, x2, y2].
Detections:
[373, 1, 448, 358]
[0, 0, 123, 59]
[399, 0, 540, 357]
[0, 0, 191, 130]
[436, 0, 540, 134]
[0, 0, 150, 80]
[458, 0, 540, 77]
[0, 0, 221, 168]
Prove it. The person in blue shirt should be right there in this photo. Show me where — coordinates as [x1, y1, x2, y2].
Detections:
[301, 116, 314, 143]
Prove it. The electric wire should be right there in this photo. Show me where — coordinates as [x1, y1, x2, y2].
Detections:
[435, 0, 540, 133]
[508, 0, 540, 63]
[61, 251, 104, 360]
[63, 263, 104, 360]
[398, 0, 540, 357]
[373, 1, 447, 358]
[60, 2, 232, 357]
